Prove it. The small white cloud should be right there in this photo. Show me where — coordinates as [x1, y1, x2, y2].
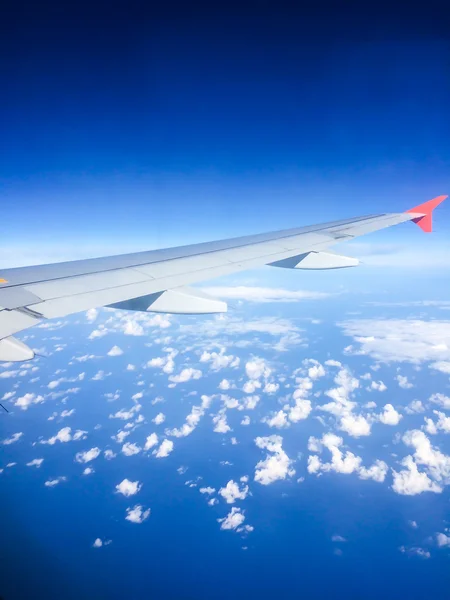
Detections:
[121, 442, 141, 456]
[75, 447, 101, 464]
[153, 439, 174, 458]
[83, 467, 94, 475]
[169, 367, 202, 384]
[254, 435, 295, 485]
[153, 412, 166, 425]
[436, 532, 450, 547]
[265, 410, 289, 429]
[92, 538, 103, 548]
[396, 375, 413, 389]
[116, 478, 142, 497]
[144, 433, 159, 451]
[26, 458, 44, 468]
[125, 504, 150, 524]
[378, 404, 402, 426]
[107, 345, 124, 357]
[217, 507, 246, 530]
[14, 393, 44, 410]
[219, 480, 249, 504]
[44, 476, 67, 487]
[2, 432, 23, 445]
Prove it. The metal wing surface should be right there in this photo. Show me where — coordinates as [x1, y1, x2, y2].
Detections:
[0, 195, 446, 361]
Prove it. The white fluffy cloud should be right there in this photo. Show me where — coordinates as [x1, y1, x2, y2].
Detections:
[430, 393, 450, 410]
[219, 480, 249, 504]
[392, 456, 442, 496]
[152, 412, 165, 425]
[166, 394, 212, 438]
[116, 479, 142, 497]
[245, 358, 271, 380]
[144, 433, 159, 450]
[41, 427, 87, 445]
[125, 504, 150, 524]
[265, 410, 289, 429]
[122, 442, 141, 456]
[378, 404, 402, 426]
[14, 393, 44, 410]
[107, 345, 124, 357]
[200, 349, 240, 371]
[169, 368, 202, 384]
[75, 447, 101, 463]
[436, 532, 450, 547]
[307, 433, 388, 483]
[254, 435, 295, 485]
[217, 507, 246, 530]
[153, 439, 174, 458]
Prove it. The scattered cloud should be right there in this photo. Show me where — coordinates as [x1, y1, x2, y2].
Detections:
[125, 505, 150, 524]
[116, 479, 142, 497]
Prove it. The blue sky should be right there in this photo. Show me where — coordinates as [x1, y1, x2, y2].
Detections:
[1, 3, 449, 261]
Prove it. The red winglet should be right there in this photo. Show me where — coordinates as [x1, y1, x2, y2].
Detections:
[405, 195, 447, 233]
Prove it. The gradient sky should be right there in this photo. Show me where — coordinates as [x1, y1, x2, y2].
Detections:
[1, 2, 450, 263]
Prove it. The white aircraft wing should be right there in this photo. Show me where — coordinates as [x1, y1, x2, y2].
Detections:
[0, 195, 446, 361]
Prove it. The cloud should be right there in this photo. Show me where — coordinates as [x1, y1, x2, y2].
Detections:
[152, 412, 165, 425]
[430, 393, 450, 410]
[165, 394, 212, 438]
[83, 467, 94, 475]
[424, 411, 450, 435]
[254, 435, 295, 485]
[436, 533, 450, 547]
[307, 433, 388, 482]
[107, 345, 124, 357]
[104, 449, 117, 460]
[338, 319, 450, 364]
[217, 507, 246, 530]
[392, 456, 442, 496]
[26, 458, 44, 468]
[45, 476, 67, 487]
[200, 349, 240, 371]
[399, 546, 430, 559]
[169, 368, 202, 384]
[396, 375, 414, 389]
[212, 411, 231, 434]
[245, 358, 271, 380]
[41, 427, 87, 445]
[14, 393, 44, 410]
[378, 404, 402, 426]
[219, 480, 249, 504]
[199, 487, 216, 495]
[153, 439, 174, 458]
[340, 414, 372, 437]
[144, 433, 159, 450]
[75, 447, 101, 463]
[125, 505, 150, 524]
[2, 432, 23, 445]
[116, 479, 142, 497]
[121, 442, 141, 456]
[265, 410, 289, 429]
[202, 286, 332, 303]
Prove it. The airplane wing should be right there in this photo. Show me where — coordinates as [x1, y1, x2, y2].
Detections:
[0, 195, 446, 361]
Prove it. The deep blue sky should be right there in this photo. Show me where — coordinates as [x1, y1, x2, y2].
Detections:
[1, 1, 449, 253]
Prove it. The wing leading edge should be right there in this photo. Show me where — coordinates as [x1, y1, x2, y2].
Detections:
[0, 195, 446, 361]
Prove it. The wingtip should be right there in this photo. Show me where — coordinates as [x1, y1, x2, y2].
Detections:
[405, 194, 447, 233]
